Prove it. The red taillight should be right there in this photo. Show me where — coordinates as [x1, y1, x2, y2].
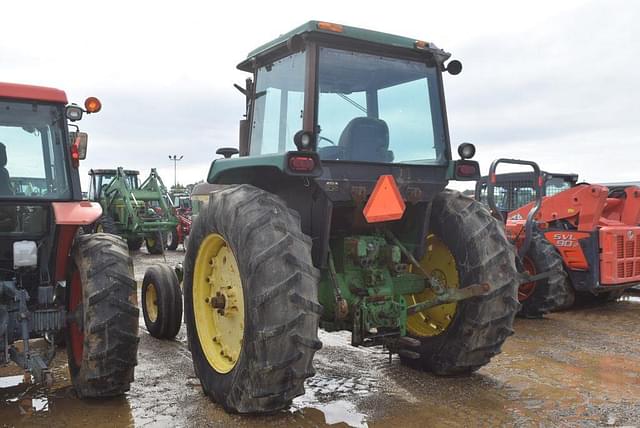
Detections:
[457, 164, 478, 177]
[70, 140, 80, 168]
[289, 156, 315, 172]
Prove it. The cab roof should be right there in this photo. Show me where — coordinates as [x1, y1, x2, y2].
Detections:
[0, 82, 67, 104]
[238, 20, 448, 72]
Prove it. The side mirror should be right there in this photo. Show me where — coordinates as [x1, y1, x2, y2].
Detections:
[216, 147, 239, 159]
[76, 132, 88, 159]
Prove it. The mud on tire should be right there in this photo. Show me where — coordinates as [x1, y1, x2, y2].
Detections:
[142, 264, 183, 339]
[184, 184, 322, 413]
[518, 230, 574, 317]
[403, 189, 520, 375]
[66, 233, 139, 397]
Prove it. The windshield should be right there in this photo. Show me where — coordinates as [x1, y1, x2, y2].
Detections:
[316, 48, 445, 164]
[545, 177, 573, 196]
[0, 100, 70, 199]
[249, 52, 305, 155]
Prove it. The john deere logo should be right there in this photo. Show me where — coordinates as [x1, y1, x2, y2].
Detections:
[628, 230, 635, 240]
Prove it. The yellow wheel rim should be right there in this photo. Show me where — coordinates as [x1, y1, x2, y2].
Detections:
[145, 283, 158, 323]
[147, 237, 156, 248]
[193, 233, 244, 373]
[406, 234, 459, 337]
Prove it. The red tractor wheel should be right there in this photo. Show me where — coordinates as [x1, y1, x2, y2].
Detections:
[66, 233, 140, 397]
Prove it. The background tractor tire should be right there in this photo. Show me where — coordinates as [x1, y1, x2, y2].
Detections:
[518, 230, 573, 318]
[184, 184, 321, 414]
[402, 189, 520, 375]
[142, 264, 183, 339]
[66, 233, 139, 398]
[94, 215, 118, 234]
[127, 236, 144, 251]
[166, 228, 179, 251]
[145, 231, 165, 255]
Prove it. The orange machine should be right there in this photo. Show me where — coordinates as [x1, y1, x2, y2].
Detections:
[507, 184, 640, 296]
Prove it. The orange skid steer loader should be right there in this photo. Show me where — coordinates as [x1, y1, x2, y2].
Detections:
[488, 159, 640, 314]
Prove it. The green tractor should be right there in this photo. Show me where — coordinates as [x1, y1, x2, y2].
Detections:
[145, 21, 520, 414]
[87, 167, 178, 253]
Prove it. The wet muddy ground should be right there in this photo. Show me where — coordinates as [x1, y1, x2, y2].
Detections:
[2, 247, 640, 427]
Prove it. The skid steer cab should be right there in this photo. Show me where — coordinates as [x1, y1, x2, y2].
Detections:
[145, 21, 520, 414]
[0, 82, 139, 396]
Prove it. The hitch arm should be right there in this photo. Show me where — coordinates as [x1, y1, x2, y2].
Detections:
[406, 282, 491, 315]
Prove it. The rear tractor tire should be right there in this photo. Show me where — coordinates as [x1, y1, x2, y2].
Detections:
[142, 264, 183, 339]
[145, 232, 165, 255]
[66, 233, 139, 398]
[517, 230, 574, 317]
[401, 189, 520, 375]
[184, 184, 321, 413]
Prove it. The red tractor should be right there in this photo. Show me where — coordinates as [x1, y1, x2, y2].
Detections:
[487, 159, 640, 316]
[166, 193, 191, 250]
[0, 83, 139, 396]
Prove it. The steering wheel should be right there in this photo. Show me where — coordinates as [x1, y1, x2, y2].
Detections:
[318, 136, 336, 147]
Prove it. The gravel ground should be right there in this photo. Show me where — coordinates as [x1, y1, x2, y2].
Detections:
[1, 247, 639, 427]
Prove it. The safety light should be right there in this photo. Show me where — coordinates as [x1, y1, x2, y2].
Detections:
[84, 97, 102, 113]
[293, 130, 315, 151]
[457, 142, 476, 160]
[414, 40, 430, 49]
[289, 156, 316, 172]
[317, 22, 343, 33]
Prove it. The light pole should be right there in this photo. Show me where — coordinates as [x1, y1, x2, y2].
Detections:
[168, 155, 183, 189]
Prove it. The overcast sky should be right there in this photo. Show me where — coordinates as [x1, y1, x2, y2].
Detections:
[2, 1, 638, 190]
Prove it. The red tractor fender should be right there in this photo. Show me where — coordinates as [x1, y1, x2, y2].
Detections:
[51, 202, 103, 281]
[51, 201, 102, 225]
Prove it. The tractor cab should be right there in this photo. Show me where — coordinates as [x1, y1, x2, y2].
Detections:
[88, 168, 140, 201]
[210, 21, 479, 265]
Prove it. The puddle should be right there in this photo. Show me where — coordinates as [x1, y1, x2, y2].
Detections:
[623, 295, 640, 303]
[293, 379, 370, 427]
[0, 374, 24, 388]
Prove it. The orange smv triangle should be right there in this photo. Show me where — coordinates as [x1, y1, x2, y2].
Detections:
[363, 175, 406, 223]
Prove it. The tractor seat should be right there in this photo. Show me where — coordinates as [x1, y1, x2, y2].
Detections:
[338, 117, 394, 163]
[0, 143, 13, 196]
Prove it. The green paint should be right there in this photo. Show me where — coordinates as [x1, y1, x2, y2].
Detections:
[239, 21, 450, 71]
[318, 234, 425, 345]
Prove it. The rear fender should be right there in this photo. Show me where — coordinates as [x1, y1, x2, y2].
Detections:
[51, 201, 102, 225]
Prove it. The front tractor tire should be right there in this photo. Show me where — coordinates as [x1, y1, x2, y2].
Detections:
[142, 264, 183, 340]
[402, 190, 520, 375]
[66, 233, 139, 398]
[184, 185, 321, 414]
[518, 230, 574, 318]
[127, 235, 144, 251]
[145, 232, 165, 255]
[166, 228, 180, 251]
